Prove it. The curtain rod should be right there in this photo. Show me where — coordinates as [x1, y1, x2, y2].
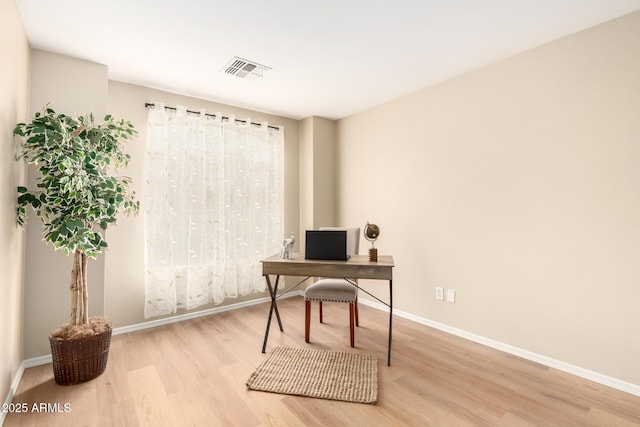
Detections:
[144, 103, 280, 130]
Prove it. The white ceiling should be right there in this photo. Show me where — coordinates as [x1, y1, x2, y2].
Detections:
[16, 0, 640, 120]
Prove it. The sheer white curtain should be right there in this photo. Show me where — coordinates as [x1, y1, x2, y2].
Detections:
[144, 104, 284, 318]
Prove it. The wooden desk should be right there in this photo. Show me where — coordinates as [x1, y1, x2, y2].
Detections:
[260, 253, 395, 365]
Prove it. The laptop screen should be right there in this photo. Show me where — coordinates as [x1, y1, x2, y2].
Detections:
[305, 230, 349, 260]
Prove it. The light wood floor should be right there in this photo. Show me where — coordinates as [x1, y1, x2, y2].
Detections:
[5, 296, 640, 426]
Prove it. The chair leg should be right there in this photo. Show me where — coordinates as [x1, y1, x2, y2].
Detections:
[355, 295, 359, 327]
[305, 300, 311, 343]
[349, 302, 355, 347]
[319, 301, 323, 323]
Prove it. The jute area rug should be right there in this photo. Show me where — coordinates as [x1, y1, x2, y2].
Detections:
[246, 346, 378, 404]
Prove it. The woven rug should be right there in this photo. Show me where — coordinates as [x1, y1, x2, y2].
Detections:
[246, 346, 378, 404]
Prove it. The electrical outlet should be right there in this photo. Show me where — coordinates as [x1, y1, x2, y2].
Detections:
[435, 287, 444, 301]
[446, 289, 456, 303]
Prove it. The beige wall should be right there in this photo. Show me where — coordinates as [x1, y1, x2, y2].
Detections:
[24, 50, 109, 358]
[21, 53, 301, 357]
[104, 81, 300, 328]
[336, 11, 640, 385]
[299, 117, 314, 237]
[312, 117, 337, 229]
[0, 0, 29, 405]
[298, 116, 336, 250]
[14, 7, 639, 390]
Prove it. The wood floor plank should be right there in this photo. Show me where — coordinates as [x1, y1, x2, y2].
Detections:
[5, 296, 640, 426]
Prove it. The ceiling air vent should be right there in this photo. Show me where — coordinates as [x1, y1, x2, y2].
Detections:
[222, 57, 271, 81]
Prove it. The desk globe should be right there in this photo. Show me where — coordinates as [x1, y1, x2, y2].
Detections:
[364, 222, 380, 262]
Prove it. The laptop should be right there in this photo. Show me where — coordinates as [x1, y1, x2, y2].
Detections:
[305, 230, 349, 260]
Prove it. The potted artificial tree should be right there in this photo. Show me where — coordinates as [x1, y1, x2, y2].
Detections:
[14, 105, 139, 385]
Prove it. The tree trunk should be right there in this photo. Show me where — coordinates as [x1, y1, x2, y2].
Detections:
[70, 251, 80, 325]
[81, 252, 89, 325]
[70, 250, 89, 326]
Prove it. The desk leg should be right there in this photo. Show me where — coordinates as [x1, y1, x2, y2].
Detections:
[271, 275, 284, 331]
[388, 279, 393, 366]
[262, 274, 283, 353]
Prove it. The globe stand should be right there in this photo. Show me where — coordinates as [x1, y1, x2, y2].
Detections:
[364, 222, 380, 263]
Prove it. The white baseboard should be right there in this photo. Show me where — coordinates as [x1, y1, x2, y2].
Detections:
[112, 293, 300, 335]
[2, 291, 304, 425]
[358, 299, 640, 397]
[22, 354, 52, 369]
[1, 362, 25, 426]
[18, 291, 304, 368]
[6, 289, 637, 418]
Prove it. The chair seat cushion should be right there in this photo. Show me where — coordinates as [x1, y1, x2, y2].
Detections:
[305, 279, 357, 303]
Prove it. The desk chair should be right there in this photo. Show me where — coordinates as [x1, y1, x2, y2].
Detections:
[304, 227, 360, 347]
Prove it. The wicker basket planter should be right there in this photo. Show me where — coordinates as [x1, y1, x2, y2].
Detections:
[49, 327, 112, 386]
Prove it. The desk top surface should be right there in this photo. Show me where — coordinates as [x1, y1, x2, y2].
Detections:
[261, 253, 394, 280]
[261, 253, 393, 266]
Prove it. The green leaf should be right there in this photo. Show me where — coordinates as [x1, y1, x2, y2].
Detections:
[14, 104, 139, 258]
[17, 193, 34, 205]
